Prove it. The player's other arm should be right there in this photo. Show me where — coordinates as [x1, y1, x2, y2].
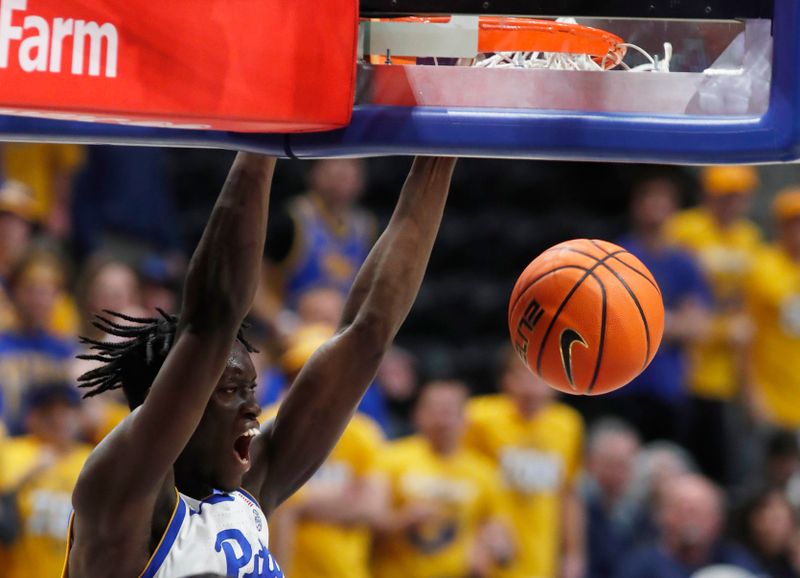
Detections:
[73, 154, 275, 518]
[246, 157, 457, 514]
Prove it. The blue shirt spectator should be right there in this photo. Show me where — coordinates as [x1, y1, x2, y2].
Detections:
[617, 234, 712, 404]
[0, 251, 76, 433]
[615, 473, 762, 578]
[615, 543, 761, 578]
[263, 160, 374, 307]
[602, 174, 713, 443]
[584, 419, 643, 578]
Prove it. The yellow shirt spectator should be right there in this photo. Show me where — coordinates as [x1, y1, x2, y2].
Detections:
[1, 144, 84, 224]
[372, 436, 507, 578]
[667, 207, 763, 399]
[465, 395, 583, 578]
[262, 403, 383, 578]
[744, 244, 800, 428]
[287, 413, 383, 578]
[0, 436, 91, 578]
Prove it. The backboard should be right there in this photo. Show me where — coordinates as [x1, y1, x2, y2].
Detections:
[0, 0, 797, 164]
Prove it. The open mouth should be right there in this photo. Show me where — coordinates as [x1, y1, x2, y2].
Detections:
[233, 427, 260, 468]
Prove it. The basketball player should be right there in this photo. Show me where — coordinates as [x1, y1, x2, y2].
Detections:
[63, 153, 457, 577]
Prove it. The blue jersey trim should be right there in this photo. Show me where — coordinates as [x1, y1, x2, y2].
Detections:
[236, 487, 263, 510]
[140, 492, 186, 578]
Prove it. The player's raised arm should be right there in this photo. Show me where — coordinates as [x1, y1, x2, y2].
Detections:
[246, 157, 456, 514]
[73, 153, 275, 518]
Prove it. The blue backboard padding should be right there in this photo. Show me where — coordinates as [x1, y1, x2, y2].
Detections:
[0, 2, 797, 163]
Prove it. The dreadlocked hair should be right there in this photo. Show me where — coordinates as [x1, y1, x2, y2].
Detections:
[77, 309, 257, 410]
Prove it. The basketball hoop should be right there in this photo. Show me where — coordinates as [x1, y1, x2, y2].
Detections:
[364, 16, 672, 72]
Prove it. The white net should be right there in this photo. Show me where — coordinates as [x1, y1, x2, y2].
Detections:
[470, 18, 673, 72]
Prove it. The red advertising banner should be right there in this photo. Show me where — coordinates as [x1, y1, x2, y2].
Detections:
[0, 0, 358, 132]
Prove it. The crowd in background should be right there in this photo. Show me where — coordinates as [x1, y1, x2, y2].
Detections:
[0, 143, 798, 578]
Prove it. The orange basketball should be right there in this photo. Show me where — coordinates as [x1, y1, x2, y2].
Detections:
[508, 239, 665, 395]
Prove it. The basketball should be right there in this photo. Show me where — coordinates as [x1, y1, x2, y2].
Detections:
[508, 239, 664, 395]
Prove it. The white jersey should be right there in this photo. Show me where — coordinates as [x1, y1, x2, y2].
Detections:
[141, 488, 284, 578]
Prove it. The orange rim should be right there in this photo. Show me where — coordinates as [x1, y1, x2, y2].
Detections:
[367, 16, 627, 68]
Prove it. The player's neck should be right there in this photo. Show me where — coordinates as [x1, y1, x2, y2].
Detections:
[174, 468, 216, 500]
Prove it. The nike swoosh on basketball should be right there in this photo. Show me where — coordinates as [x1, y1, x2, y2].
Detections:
[559, 328, 588, 390]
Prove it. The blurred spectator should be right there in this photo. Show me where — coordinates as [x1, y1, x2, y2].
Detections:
[373, 380, 513, 578]
[0, 180, 78, 337]
[70, 257, 143, 443]
[743, 187, 800, 429]
[627, 441, 697, 544]
[0, 251, 76, 432]
[264, 406, 385, 578]
[268, 300, 390, 430]
[615, 474, 761, 578]
[465, 348, 585, 578]
[0, 383, 91, 578]
[0, 143, 84, 238]
[70, 146, 182, 260]
[666, 166, 762, 484]
[735, 430, 800, 513]
[74, 256, 143, 342]
[296, 286, 346, 328]
[261, 159, 375, 311]
[377, 347, 419, 439]
[138, 253, 181, 315]
[735, 489, 799, 578]
[584, 418, 642, 578]
[0, 180, 35, 282]
[612, 173, 712, 443]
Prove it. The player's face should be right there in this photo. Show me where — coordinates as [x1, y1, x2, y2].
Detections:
[178, 342, 261, 492]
